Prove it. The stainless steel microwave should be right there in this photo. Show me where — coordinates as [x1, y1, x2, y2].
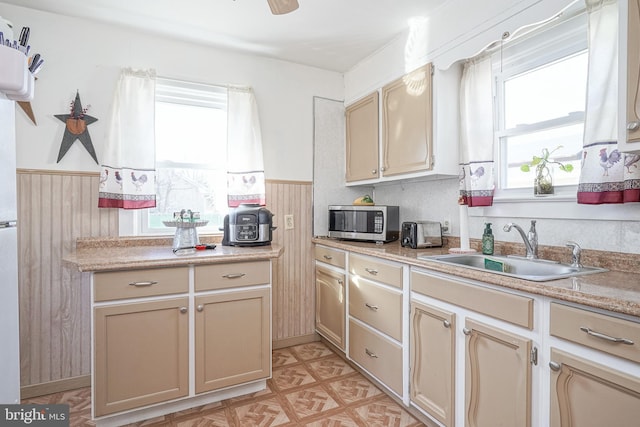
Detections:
[328, 205, 400, 243]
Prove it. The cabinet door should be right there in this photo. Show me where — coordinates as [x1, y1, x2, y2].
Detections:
[94, 298, 189, 417]
[381, 63, 433, 177]
[465, 319, 532, 427]
[195, 288, 270, 393]
[622, 0, 640, 151]
[410, 301, 455, 427]
[315, 264, 345, 350]
[549, 348, 640, 427]
[345, 92, 379, 182]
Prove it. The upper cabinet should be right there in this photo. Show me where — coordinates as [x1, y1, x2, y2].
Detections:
[345, 63, 459, 185]
[620, 0, 640, 153]
[345, 92, 379, 182]
[381, 63, 433, 177]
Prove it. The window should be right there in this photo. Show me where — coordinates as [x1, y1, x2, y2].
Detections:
[492, 7, 588, 196]
[139, 79, 228, 235]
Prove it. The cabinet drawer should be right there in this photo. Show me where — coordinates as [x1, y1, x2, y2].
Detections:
[315, 245, 346, 269]
[349, 253, 402, 289]
[94, 267, 189, 302]
[349, 319, 403, 395]
[411, 270, 533, 329]
[550, 303, 640, 363]
[195, 261, 270, 291]
[349, 278, 402, 341]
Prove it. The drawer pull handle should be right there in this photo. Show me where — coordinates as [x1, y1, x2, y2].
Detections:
[364, 268, 378, 276]
[579, 327, 634, 345]
[463, 327, 472, 336]
[196, 304, 204, 312]
[549, 361, 562, 371]
[128, 281, 158, 287]
[179, 307, 188, 314]
[365, 303, 379, 311]
[222, 273, 246, 279]
[443, 320, 451, 328]
[323, 255, 333, 260]
[365, 348, 378, 358]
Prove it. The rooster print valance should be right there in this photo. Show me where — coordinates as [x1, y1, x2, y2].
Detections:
[98, 68, 157, 209]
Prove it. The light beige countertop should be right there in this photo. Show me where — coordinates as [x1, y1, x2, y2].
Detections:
[312, 237, 640, 318]
[64, 236, 283, 272]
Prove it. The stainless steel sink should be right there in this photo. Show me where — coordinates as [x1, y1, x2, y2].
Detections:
[417, 254, 607, 282]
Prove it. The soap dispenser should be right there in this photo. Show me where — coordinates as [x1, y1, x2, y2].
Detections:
[482, 223, 494, 255]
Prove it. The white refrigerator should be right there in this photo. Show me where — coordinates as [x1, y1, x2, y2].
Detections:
[0, 95, 21, 404]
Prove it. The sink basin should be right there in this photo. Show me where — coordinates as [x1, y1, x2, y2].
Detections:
[417, 254, 607, 282]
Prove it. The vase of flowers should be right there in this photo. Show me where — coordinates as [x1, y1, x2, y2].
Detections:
[520, 146, 574, 196]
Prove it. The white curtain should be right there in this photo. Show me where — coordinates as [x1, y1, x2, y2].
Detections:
[98, 68, 157, 209]
[459, 56, 495, 207]
[577, 0, 640, 203]
[226, 86, 266, 207]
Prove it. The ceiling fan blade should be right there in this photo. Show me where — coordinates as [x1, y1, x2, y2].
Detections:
[267, 0, 299, 15]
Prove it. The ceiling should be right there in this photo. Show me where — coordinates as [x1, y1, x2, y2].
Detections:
[1, 0, 449, 72]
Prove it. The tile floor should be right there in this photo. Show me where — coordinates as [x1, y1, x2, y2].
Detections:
[22, 341, 425, 426]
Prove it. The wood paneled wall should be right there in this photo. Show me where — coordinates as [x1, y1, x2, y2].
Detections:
[17, 170, 314, 391]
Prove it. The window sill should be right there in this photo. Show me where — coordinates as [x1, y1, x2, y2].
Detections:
[469, 186, 639, 221]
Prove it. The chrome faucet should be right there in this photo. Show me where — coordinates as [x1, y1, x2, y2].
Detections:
[566, 241, 582, 268]
[503, 220, 538, 259]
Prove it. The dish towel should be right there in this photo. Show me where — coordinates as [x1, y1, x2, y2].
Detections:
[98, 68, 157, 209]
[227, 86, 266, 207]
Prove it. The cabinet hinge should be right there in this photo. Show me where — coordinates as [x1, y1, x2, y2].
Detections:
[530, 347, 538, 366]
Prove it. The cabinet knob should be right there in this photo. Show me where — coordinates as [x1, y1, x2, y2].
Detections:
[462, 327, 472, 336]
[549, 361, 562, 371]
[196, 304, 204, 312]
[371, 170, 377, 175]
[180, 307, 188, 314]
[337, 279, 344, 285]
[443, 320, 451, 328]
[627, 121, 640, 131]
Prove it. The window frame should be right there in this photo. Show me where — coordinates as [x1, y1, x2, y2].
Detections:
[124, 77, 229, 237]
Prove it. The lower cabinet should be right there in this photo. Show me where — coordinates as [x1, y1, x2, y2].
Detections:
[410, 301, 455, 427]
[549, 348, 640, 427]
[410, 268, 536, 427]
[464, 319, 532, 427]
[94, 298, 189, 417]
[195, 288, 271, 393]
[315, 264, 346, 350]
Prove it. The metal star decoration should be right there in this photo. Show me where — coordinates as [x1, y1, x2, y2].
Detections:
[55, 91, 99, 164]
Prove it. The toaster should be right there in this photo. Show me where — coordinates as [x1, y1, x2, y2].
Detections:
[401, 221, 443, 249]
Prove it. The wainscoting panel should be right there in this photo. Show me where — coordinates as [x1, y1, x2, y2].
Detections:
[17, 170, 119, 387]
[17, 171, 315, 392]
[266, 180, 315, 343]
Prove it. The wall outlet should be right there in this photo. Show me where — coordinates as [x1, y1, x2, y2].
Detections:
[442, 219, 451, 235]
[284, 214, 294, 230]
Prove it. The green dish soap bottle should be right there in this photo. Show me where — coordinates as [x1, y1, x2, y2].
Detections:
[482, 223, 494, 255]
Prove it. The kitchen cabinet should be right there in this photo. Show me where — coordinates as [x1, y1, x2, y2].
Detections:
[344, 63, 458, 185]
[411, 269, 537, 427]
[620, 0, 640, 153]
[347, 253, 406, 398]
[90, 260, 273, 425]
[548, 302, 640, 426]
[381, 63, 433, 177]
[314, 245, 346, 350]
[93, 267, 190, 417]
[345, 92, 379, 182]
[410, 301, 455, 427]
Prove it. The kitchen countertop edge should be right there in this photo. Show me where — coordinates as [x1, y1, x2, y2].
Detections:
[312, 237, 640, 318]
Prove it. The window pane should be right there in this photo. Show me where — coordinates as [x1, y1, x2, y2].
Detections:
[502, 124, 583, 189]
[504, 51, 587, 128]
